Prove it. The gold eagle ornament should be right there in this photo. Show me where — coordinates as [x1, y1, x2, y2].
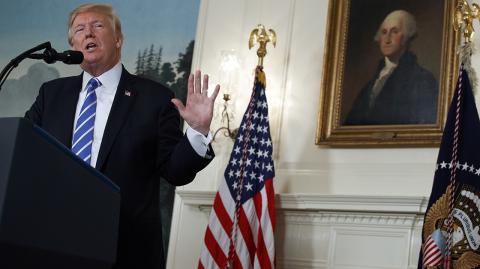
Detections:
[249, 24, 276, 66]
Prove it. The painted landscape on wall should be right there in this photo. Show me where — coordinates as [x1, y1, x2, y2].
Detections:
[0, 0, 199, 116]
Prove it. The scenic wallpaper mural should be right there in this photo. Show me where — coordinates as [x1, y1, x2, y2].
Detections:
[0, 0, 200, 256]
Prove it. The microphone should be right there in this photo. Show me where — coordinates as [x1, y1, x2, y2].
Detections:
[28, 48, 83, 65]
[1, 42, 84, 90]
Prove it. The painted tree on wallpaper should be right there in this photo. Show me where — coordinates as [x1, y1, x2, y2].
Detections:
[132, 41, 195, 256]
[135, 40, 194, 104]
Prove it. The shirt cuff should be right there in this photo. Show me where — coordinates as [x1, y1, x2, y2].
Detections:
[186, 127, 213, 158]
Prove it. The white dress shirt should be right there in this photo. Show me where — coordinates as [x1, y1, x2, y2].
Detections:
[73, 62, 212, 167]
[369, 57, 398, 108]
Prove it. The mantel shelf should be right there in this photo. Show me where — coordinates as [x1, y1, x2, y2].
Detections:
[176, 190, 428, 214]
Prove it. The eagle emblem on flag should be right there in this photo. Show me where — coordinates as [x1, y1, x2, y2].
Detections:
[424, 184, 480, 268]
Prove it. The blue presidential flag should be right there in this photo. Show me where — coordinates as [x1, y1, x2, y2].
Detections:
[419, 66, 480, 268]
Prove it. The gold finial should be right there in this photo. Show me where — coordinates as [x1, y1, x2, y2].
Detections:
[454, 0, 480, 43]
[249, 24, 276, 66]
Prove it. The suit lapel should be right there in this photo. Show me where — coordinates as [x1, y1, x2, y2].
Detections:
[95, 68, 136, 170]
[57, 75, 82, 147]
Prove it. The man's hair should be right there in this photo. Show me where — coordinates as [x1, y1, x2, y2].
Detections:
[374, 10, 417, 45]
[67, 3, 122, 46]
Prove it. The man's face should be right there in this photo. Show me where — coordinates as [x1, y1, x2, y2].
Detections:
[378, 15, 406, 63]
[70, 11, 122, 76]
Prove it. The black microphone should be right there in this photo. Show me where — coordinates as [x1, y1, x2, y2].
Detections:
[0, 42, 84, 90]
[28, 48, 83, 65]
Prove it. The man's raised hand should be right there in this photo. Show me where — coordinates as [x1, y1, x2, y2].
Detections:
[171, 70, 220, 135]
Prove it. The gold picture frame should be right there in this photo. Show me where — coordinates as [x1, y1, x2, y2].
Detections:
[316, 0, 459, 147]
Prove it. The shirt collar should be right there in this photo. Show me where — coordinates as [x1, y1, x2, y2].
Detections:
[383, 57, 398, 70]
[81, 62, 123, 94]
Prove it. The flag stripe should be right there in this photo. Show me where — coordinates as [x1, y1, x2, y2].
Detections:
[264, 179, 276, 262]
[255, 223, 272, 269]
[265, 179, 275, 229]
[204, 227, 227, 268]
[259, 182, 275, 266]
[423, 240, 435, 251]
[253, 188, 263, 220]
[256, 186, 271, 269]
[425, 253, 442, 266]
[424, 251, 442, 262]
[209, 210, 230, 258]
[425, 253, 442, 265]
[232, 252, 244, 269]
[213, 192, 233, 235]
[239, 205, 257, 265]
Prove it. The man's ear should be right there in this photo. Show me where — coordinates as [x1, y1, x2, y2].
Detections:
[115, 34, 123, 49]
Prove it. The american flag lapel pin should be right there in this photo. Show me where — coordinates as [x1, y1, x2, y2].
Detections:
[124, 90, 131, 96]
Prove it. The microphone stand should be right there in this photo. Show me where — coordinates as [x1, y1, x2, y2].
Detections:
[0, 41, 52, 91]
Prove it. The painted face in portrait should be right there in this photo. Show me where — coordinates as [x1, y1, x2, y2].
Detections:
[70, 11, 123, 76]
[378, 13, 407, 63]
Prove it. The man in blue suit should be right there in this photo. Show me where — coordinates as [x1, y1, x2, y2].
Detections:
[25, 3, 219, 268]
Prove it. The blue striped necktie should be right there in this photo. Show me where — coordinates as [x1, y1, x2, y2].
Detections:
[72, 77, 101, 165]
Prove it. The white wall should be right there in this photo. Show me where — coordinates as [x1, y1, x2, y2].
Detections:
[167, 0, 480, 268]
[188, 0, 440, 196]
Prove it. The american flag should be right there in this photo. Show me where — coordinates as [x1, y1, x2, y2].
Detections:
[199, 66, 276, 269]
